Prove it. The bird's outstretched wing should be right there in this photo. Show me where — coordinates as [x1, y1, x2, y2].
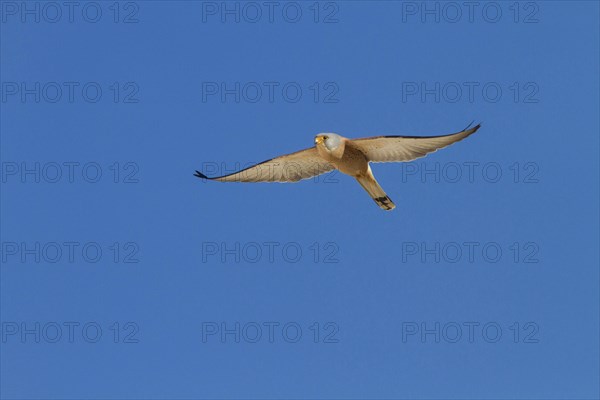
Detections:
[351, 123, 480, 163]
[194, 147, 335, 182]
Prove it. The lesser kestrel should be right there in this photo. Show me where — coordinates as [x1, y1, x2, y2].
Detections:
[195, 123, 481, 211]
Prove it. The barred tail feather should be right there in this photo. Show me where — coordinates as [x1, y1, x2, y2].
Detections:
[355, 174, 396, 211]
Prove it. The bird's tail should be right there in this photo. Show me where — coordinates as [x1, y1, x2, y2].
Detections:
[355, 172, 396, 211]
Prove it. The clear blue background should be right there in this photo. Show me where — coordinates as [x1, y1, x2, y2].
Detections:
[1, 1, 599, 399]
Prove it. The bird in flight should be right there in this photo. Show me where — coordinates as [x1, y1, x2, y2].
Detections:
[195, 123, 480, 211]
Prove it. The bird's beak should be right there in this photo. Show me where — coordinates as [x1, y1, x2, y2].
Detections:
[315, 137, 323, 145]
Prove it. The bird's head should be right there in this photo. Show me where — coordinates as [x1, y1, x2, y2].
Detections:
[315, 133, 342, 152]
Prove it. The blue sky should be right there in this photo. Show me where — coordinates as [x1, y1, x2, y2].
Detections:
[1, 1, 599, 399]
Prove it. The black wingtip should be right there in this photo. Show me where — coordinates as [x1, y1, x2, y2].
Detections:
[194, 170, 209, 179]
[465, 121, 482, 132]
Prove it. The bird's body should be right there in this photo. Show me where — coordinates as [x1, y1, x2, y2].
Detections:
[314, 134, 396, 210]
[317, 136, 365, 175]
[195, 123, 481, 211]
